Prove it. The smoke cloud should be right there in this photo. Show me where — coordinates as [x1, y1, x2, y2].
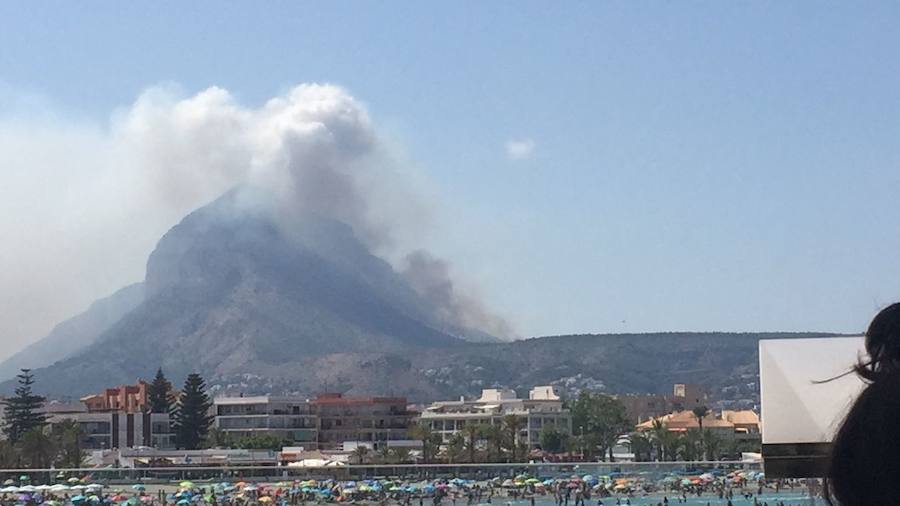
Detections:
[402, 250, 513, 340]
[0, 83, 510, 358]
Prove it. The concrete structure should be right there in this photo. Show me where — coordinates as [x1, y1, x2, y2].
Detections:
[671, 384, 709, 412]
[47, 410, 174, 449]
[312, 393, 415, 450]
[213, 395, 318, 447]
[80, 381, 150, 413]
[616, 384, 710, 423]
[104, 447, 278, 468]
[419, 386, 571, 448]
[616, 393, 671, 423]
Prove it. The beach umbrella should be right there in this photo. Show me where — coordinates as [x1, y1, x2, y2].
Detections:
[20, 485, 36, 493]
[71, 495, 86, 503]
[179, 481, 194, 489]
[1, 486, 18, 493]
[3, 480, 14, 486]
[176, 500, 190, 506]
[131, 485, 145, 491]
[68, 478, 81, 484]
[18, 476, 29, 482]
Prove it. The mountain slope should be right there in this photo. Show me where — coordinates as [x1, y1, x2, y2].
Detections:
[5, 189, 849, 404]
[0, 283, 144, 382]
[411, 332, 848, 406]
[11, 189, 467, 396]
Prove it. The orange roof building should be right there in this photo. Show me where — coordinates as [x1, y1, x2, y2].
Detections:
[80, 381, 150, 413]
[636, 409, 760, 437]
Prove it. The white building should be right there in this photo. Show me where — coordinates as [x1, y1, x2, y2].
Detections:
[213, 395, 318, 447]
[419, 386, 571, 448]
[46, 411, 174, 449]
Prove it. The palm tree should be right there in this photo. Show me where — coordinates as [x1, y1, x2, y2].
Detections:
[502, 415, 524, 462]
[53, 419, 84, 468]
[482, 424, 505, 462]
[627, 432, 653, 462]
[691, 406, 710, 431]
[701, 429, 721, 461]
[350, 445, 370, 464]
[0, 440, 16, 468]
[392, 447, 412, 464]
[461, 423, 483, 463]
[377, 444, 394, 463]
[445, 433, 465, 463]
[408, 423, 437, 464]
[19, 428, 55, 468]
[679, 429, 703, 461]
[649, 419, 668, 461]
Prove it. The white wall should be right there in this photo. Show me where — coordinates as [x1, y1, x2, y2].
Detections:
[759, 337, 866, 444]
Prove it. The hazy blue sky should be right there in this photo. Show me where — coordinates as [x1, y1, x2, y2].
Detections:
[2, 2, 899, 340]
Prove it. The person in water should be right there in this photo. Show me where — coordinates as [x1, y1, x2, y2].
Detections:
[827, 302, 900, 505]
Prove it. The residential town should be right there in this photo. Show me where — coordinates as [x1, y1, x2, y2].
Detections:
[10, 377, 760, 469]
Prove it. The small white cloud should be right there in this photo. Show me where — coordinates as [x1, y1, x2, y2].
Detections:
[505, 138, 535, 160]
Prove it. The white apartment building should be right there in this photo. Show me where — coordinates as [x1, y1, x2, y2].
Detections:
[46, 411, 174, 450]
[419, 386, 572, 448]
[213, 395, 318, 447]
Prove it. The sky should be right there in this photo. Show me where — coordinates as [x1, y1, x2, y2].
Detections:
[1, 2, 899, 357]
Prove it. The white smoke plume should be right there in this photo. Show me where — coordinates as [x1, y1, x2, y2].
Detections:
[402, 250, 513, 340]
[0, 83, 510, 358]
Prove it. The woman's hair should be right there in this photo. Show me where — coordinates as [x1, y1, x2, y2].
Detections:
[826, 303, 900, 505]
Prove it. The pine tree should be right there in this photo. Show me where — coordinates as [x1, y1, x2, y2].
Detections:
[147, 368, 173, 414]
[2, 369, 47, 443]
[171, 373, 214, 450]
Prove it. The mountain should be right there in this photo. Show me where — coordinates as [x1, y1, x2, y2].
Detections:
[0, 283, 144, 382]
[5, 188, 469, 397]
[3, 188, 847, 404]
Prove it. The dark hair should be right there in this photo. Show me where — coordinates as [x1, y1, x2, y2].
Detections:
[827, 303, 900, 505]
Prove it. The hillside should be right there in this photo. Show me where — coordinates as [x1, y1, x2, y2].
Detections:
[0, 283, 144, 382]
[1, 188, 468, 397]
[410, 331, 845, 408]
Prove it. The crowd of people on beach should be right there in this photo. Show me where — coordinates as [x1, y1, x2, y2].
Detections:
[0, 472, 820, 506]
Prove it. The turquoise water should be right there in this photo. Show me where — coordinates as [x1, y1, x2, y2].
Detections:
[489, 494, 821, 506]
